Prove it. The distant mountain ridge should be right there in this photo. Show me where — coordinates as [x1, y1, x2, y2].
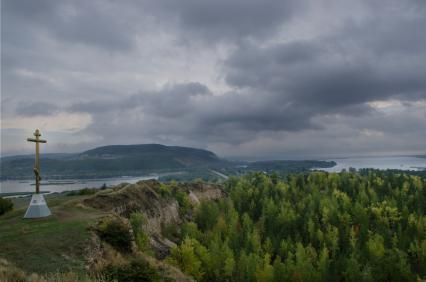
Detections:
[0, 144, 223, 179]
[80, 144, 219, 162]
[0, 144, 337, 180]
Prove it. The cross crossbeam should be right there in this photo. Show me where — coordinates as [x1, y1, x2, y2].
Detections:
[27, 138, 47, 143]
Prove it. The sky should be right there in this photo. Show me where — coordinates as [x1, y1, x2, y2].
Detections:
[1, 0, 426, 160]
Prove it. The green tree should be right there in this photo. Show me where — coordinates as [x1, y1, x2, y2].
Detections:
[167, 237, 204, 280]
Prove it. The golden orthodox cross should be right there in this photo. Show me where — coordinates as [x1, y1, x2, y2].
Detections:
[27, 129, 47, 194]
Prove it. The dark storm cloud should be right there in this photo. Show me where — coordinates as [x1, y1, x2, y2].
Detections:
[142, 0, 300, 42]
[224, 13, 426, 117]
[2, 0, 426, 157]
[69, 82, 210, 116]
[341, 2, 426, 56]
[15, 102, 60, 117]
[69, 82, 322, 148]
[132, 82, 211, 118]
[2, 0, 136, 51]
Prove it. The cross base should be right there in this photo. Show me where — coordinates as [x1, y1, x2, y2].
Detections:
[23, 194, 51, 219]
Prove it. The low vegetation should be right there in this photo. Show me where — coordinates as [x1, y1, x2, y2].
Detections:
[0, 197, 13, 215]
[67, 187, 100, 196]
[96, 218, 133, 253]
[130, 212, 150, 252]
[0, 258, 104, 282]
[0, 194, 105, 275]
[101, 259, 160, 282]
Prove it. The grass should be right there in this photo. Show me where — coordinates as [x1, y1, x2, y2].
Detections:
[0, 194, 106, 275]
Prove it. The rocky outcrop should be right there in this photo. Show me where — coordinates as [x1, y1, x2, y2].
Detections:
[84, 180, 225, 258]
[183, 182, 226, 203]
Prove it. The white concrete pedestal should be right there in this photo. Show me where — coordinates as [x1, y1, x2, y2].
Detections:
[23, 194, 51, 219]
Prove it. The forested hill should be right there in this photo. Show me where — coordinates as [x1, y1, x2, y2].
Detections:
[80, 144, 220, 164]
[0, 144, 224, 179]
[0, 144, 337, 180]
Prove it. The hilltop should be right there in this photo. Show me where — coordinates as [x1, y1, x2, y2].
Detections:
[81, 144, 219, 163]
[0, 179, 225, 281]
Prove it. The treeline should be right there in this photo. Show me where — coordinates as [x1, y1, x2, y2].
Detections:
[359, 168, 426, 181]
[167, 171, 426, 281]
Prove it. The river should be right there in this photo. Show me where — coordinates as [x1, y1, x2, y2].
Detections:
[0, 175, 158, 195]
[315, 156, 426, 172]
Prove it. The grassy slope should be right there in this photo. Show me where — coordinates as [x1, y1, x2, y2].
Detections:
[0, 194, 106, 274]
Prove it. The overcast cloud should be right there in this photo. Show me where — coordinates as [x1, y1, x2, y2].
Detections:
[1, 0, 425, 159]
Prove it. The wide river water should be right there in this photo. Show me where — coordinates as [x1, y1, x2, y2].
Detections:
[0, 175, 157, 195]
[316, 156, 426, 172]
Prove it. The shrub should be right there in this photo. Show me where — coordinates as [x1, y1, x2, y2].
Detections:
[193, 178, 204, 184]
[162, 222, 180, 240]
[98, 219, 132, 253]
[102, 259, 160, 282]
[0, 197, 13, 216]
[175, 191, 192, 216]
[130, 212, 150, 251]
[134, 232, 150, 252]
[67, 187, 98, 196]
[130, 212, 147, 232]
[157, 183, 172, 197]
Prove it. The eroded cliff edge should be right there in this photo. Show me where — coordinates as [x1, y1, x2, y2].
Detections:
[82, 179, 225, 280]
